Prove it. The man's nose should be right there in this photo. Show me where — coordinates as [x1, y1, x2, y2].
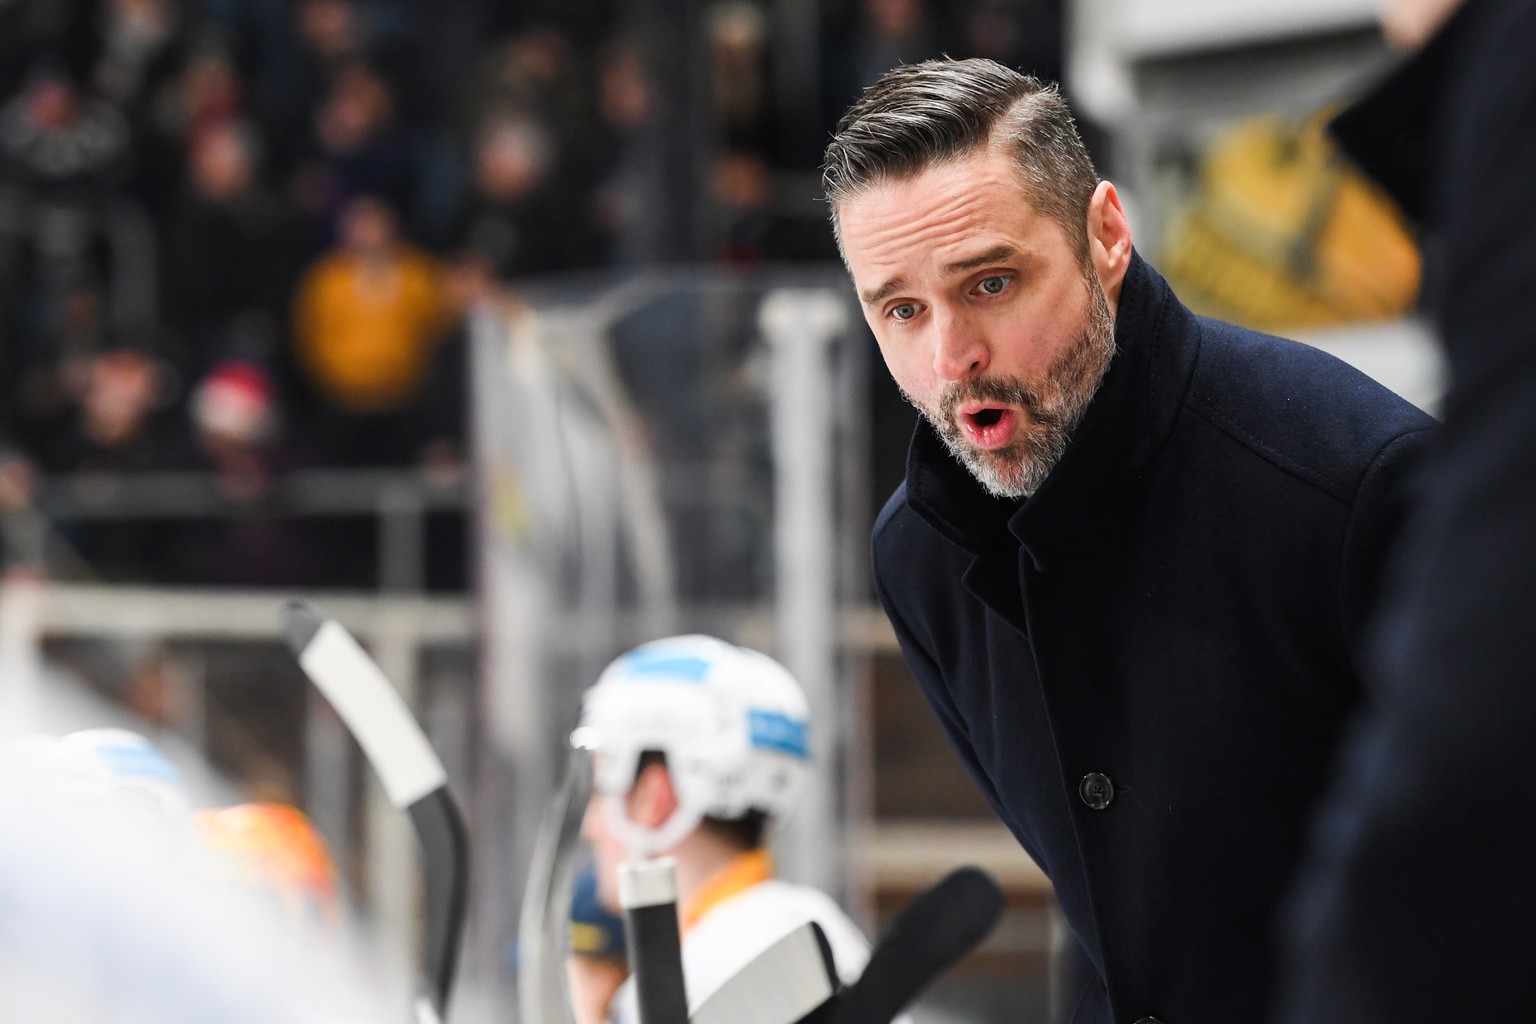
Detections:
[931, 306, 990, 381]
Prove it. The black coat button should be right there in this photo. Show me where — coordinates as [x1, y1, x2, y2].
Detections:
[1079, 772, 1115, 810]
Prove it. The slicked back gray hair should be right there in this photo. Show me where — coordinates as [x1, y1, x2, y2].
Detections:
[822, 58, 1099, 263]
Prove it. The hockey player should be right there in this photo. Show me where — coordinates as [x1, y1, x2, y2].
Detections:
[196, 801, 345, 932]
[569, 634, 879, 1024]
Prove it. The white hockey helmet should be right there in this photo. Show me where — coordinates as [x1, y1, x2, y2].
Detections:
[1, 728, 193, 836]
[573, 635, 810, 850]
[49, 728, 193, 823]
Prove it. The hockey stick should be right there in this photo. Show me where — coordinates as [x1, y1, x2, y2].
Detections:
[282, 601, 470, 1024]
[815, 865, 1003, 1024]
[683, 865, 1001, 1024]
[689, 921, 839, 1024]
[619, 856, 690, 1024]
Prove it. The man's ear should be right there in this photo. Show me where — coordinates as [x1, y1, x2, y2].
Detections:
[1086, 180, 1133, 313]
[628, 761, 681, 829]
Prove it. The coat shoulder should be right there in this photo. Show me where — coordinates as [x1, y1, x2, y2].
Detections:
[1183, 317, 1438, 503]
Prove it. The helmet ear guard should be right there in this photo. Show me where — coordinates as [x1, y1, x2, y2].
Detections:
[601, 792, 704, 859]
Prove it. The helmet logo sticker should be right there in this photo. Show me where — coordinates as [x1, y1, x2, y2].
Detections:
[619, 651, 712, 682]
[748, 710, 809, 759]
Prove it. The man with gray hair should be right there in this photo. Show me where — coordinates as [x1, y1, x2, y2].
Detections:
[826, 58, 1435, 1023]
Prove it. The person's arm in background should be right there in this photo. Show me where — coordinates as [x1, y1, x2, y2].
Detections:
[566, 861, 630, 1024]
[567, 955, 628, 1024]
[1280, 1, 1536, 1021]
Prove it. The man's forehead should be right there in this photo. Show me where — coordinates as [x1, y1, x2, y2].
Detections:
[838, 149, 1034, 217]
[839, 160, 1050, 263]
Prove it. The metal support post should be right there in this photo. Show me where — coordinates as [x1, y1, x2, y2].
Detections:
[759, 288, 850, 897]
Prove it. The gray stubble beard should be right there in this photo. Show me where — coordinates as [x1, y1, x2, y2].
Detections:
[905, 273, 1117, 499]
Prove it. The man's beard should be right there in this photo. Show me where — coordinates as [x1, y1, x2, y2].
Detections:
[906, 274, 1117, 499]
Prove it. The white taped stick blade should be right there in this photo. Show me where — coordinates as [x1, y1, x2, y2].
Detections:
[618, 856, 679, 909]
[299, 620, 447, 807]
[414, 994, 444, 1024]
[689, 922, 836, 1024]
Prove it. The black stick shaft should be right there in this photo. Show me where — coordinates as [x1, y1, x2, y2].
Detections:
[407, 788, 470, 1019]
[620, 858, 689, 1024]
[828, 866, 1003, 1024]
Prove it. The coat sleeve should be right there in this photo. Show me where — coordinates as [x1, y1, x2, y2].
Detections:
[1336, 423, 1436, 684]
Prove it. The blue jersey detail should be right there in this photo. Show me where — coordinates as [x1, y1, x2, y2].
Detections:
[748, 710, 810, 759]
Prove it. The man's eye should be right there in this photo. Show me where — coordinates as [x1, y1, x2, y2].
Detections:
[890, 303, 918, 321]
[978, 275, 1009, 295]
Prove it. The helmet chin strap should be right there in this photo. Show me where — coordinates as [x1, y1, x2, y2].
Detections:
[604, 792, 706, 859]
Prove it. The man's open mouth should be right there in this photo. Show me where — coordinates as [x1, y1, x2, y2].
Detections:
[957, 404, 1017, 450]
[971, 408, 1004, 428]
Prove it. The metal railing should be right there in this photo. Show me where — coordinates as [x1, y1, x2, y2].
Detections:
[3, 467, 470, 593]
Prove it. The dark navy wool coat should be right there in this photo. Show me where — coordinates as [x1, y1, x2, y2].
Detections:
[872, 253, 1436, 1024]
[1283, 0, 1536, 1021]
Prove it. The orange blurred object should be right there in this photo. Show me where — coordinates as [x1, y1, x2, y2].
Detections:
[196, 802, 343, 928]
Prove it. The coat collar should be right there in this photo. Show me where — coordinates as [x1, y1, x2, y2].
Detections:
[902, 251, 1199, 578]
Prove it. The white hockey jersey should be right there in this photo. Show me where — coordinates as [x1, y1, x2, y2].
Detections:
[609, 853, 880, 1024]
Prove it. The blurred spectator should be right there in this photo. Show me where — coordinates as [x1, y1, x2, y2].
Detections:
[33, 345, 181, 580]
[3, 275, 112, 456]
[705, 0, 775, 154]
[481, 27, 583, 127]
[287, 0, 373, 121]
[198, 0, 304, 145]
[278, 0, 411, 174]
[150, 35, 247, 161]
[291, 195, 456, 466]
[93, 0, 187, 114]
[462, 28, 594, 241]
[708, 150, 774, 266]
[130, 30, 245, 218]
[34, 345, 176, 475]
[297, 0, 367, 73]
[291, 61, 411, 244]
[171, 359, 322, 586]
[0, 58, 132, 198]
[0, 61, 136, 422]
[590, 38, 672, 262]
[161, 119, 300, 375]
[452, 110, 594, 279]
[189, 359, 287, 500]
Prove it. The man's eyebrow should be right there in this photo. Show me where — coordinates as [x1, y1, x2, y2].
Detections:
[861, 276, 907, 308]
[859, 244, 1027, 307]
[944, 244, 1022, 275]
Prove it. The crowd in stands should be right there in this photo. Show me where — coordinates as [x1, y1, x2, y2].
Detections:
[0, 0, 1066, 588]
